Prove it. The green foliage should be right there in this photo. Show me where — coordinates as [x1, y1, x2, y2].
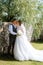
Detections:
[0, 0, 38, 22]
[33, 1, 43, 40]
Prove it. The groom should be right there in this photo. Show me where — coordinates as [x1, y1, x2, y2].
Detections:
[8, 18, 18, 56]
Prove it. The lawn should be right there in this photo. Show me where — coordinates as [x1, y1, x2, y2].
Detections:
[0, 42, 43, 65]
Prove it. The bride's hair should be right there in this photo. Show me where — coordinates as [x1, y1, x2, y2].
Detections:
[18, 20, 22, 26]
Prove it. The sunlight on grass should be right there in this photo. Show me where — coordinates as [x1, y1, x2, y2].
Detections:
[32, 42, 43, 50]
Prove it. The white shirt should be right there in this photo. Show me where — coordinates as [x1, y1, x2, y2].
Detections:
[9, 24, 17, 35]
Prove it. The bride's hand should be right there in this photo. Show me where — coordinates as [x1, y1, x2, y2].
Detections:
[17, 30, 23, 36]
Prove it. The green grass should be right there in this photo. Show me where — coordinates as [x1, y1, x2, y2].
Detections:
[0, 42, 43, 65]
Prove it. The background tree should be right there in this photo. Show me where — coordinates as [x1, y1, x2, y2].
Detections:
[0, 0, 43, 40]
[0, 0, 38, 22]
[33, 1, 43, 40]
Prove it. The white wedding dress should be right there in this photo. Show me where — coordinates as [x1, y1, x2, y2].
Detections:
[14, 24, 43, 62]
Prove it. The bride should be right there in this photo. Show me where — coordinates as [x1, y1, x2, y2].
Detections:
[14, 20, 43, 62]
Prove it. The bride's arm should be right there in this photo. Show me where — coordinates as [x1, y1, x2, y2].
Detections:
[21, 24, 26, 34]
[17, 24, 26, 35]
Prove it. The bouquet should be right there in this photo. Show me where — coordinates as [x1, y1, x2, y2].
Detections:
[17, 30, 23, 36]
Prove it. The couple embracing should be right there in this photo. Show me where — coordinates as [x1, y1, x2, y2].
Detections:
[8, 18, 43, 62]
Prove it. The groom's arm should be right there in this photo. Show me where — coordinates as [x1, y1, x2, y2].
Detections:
[9, 25, 17, 35]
